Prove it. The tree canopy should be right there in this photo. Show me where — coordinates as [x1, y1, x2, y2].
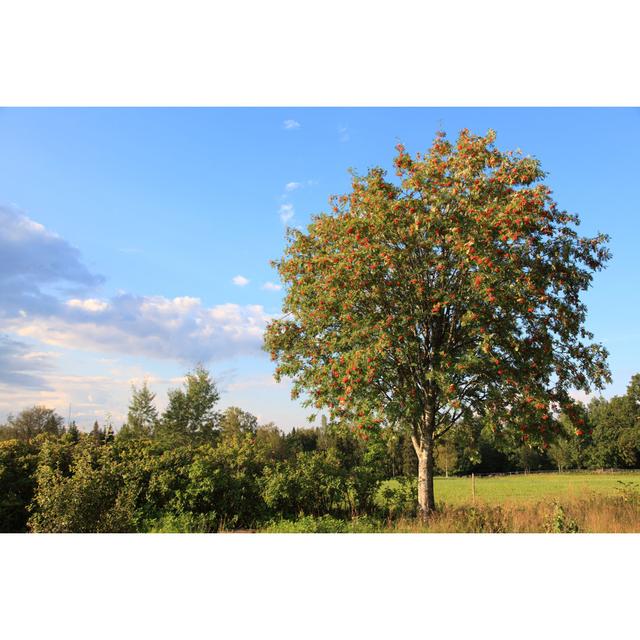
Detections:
[157, 365, 221, 444]
[264, 128, 611, 515]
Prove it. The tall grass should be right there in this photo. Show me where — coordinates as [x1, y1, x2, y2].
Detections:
[375, 492, 640, 533]
[258, 486, 640, 533]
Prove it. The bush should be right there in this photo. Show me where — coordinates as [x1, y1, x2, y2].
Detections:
[616, 480, 640, 505]
[454, 506, 509, 533]
[171, 437, 267, 530]
[376, 478, 417, 519]
[262, 515, 380, 533]
[261, 515, 348, 533]
[145, 512, 219, 533]
[0, 440, 38, 532]
[544, 502, 580, 533]
[261, 450, 347, 518]
[29, 439, 137, 533]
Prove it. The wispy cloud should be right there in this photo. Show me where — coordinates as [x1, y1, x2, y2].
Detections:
[9, 296, 272, 364]
[232, 275, 250, 287]
[262, 282, 282, 292]
[339, 126, 350, 143]
[283, 179, 317, 194]
[283, 119, 301, 130]
[226, 374, 278, 392]
[0, 208, 272, 366]
[279, 203, 295, 224]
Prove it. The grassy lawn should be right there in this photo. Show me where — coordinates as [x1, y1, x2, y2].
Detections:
[380, 471, 640, 507]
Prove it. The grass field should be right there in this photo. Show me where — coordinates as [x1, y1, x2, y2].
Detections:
[365, 471, 640, 532]
[256, 472, 640, 533]
[379, 471, 640, 507]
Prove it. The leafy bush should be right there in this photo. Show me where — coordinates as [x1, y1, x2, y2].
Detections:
[145, 512, 219, 533]
[376, 478, 417, 519]
[261, 450, 346, 518]
[261, 515, 382, 533]
[0, 440, 38, 532]
[261, 515, 348, 533]
[171, 436, 267, 530]
[455, 506, 509, 533]
[615, 480, 640, 504]
[544, 502, 580, 533]
[29, 439, 137, 533]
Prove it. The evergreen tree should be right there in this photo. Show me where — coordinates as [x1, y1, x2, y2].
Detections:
[91, 420, 104, 445]
[121, 382, 158, 438]
[66, 421, 80, 444]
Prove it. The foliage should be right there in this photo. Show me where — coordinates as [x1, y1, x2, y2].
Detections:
[1, 364, 639, 534]
[435, 438, 458, 476]
[615, 480, 640, 505]
[0, 406, 65, 442]
[0, 439, 38, 532]
[145, 512, 219, 533]
[544, 502, 580, 533]
[29, 439, 137, 533]
[261, 449, 346, 518]
[119, 381, 159, 439]
[587, 394, 639, 469]
[219, 406, 258, 439]
[169, 437, 267, 530]
[157, 365, 220, 444]
[376, 478, 418, 519]
[261, 515, 381, 533]
[265, 128, 611, 515]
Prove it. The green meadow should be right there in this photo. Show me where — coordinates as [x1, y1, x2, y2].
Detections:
[380, 472, 640, 507]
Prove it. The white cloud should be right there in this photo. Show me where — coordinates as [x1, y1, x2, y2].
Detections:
[0, 209, 274, 367]
[262, 281, 282, 291]
[8, 295, 272, 364]
[0, 366, 176, 428]
[339, 126, 350, 143]
[232, 275, 250, 287]
[279, 203, 295, 224]
[285, 182, 302, 192]
[0, 208, 294, 428]
[569, 389, 597, 406]
[283, 119, 301, 130]
[67, 298, 110, 312]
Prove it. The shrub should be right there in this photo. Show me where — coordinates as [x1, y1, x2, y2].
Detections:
[29, 439, 137, 533]
[261, 515, 383, 533]
[145, 512, 219, 533]
[261, 450, 347, 518]
[0, 440, 38, 532]
[376, 478, 417, 519]
[544, 502, 580, 533]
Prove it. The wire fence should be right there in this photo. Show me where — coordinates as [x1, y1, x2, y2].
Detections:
[449, 467, 640, 479]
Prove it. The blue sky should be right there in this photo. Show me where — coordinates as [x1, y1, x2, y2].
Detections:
[0, 107, 638, 429]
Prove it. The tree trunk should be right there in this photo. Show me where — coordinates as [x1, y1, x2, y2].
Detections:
[417, 439, 436, 520]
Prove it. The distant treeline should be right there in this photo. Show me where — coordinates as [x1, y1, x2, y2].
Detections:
[1, 366, 639, 533]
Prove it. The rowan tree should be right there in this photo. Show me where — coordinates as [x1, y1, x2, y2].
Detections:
[264, 129, 611, 518]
